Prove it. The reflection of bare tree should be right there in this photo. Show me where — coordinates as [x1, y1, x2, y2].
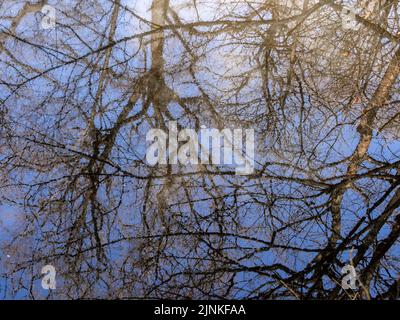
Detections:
[0, 0, 400, 299]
